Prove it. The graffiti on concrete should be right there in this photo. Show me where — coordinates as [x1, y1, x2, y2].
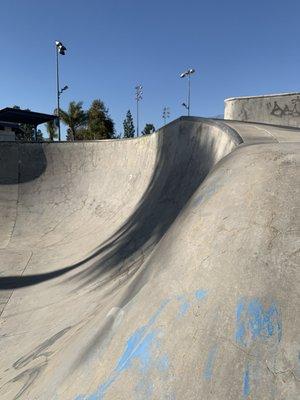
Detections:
[268, 96, 300, 118]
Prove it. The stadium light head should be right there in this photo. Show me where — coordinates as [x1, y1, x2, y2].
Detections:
[55, 41, 67, 55]
[180, 68, 195, 78]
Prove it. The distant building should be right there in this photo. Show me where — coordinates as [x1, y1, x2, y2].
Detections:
[0, 107, 56, 141]
[0, 121, 19, 141]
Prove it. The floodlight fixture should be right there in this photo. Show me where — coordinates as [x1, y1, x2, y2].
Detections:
[179, 67, 196, 116]
[55, 41, 67, 55]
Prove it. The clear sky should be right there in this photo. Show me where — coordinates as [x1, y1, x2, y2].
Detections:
[1, 0, 300, 139]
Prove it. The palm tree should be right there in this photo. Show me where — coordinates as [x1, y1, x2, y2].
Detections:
[45, 119, 58, 141]
[58, 101, 87, 140]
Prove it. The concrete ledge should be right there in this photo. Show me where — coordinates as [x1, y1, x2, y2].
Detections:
[224, 92, 300, 128]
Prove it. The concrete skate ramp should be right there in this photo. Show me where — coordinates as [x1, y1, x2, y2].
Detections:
[0, 117, 299, 399]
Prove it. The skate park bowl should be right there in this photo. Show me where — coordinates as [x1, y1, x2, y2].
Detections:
[0, 116, 299, 399]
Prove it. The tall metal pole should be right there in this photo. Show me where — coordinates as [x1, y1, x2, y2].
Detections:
[162, 106, 170, 126]
[56, 46, 61, 141]
[180, 68, 195, 116]
[188, 73, 191, 116]
[135, 85, 143, 137]
[136, 96, 139, 137]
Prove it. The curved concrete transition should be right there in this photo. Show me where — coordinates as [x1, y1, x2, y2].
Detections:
[0, 117, 299, 399]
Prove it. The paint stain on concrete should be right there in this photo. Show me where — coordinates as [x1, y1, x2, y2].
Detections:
[176, 295, 190, 317]
[243, 364, 250, 398]
[116, 329, 158, 373]
[203, 346, 218, 380]
[235, 298, 282, 398]
[75, 300, 169, 400]
[195, 289, 207, 301]
[235, 298, 282, 347]
[75, 290, 208, 399]
[157, 353, 169, 372]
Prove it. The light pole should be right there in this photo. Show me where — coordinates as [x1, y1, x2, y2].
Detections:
[135, 84, 143, 136]
[180, 68, 195, 116]
[55, 40, 67, 141]
[162, 106, 170, 125]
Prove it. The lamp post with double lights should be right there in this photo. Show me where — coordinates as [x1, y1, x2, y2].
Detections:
[135, 84, 143, 136]
[55, 40, 67, 141]
[162, 106, 170, 125]
[180, 68, 195, 116]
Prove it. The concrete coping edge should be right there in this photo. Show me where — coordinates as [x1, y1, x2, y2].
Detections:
[224, 92, 300, 102]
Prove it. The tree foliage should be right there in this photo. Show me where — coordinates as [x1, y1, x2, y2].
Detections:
[58, 101, 87, 141]
[141, 123, 155, 136]
[87, 99, 115, 140]
[45, 119, 58, 141]
[123, 110, 135, 138]
[60, 99, 115, 141]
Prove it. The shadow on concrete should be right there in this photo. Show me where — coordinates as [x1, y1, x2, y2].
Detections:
[0, 143, 47, 184]
[69, 122, 216, 290]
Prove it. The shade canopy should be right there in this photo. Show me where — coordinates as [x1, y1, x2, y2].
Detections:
[0, 108, 56, 126]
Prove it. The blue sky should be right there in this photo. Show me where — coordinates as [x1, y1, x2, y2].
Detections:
[1, 0, 300, 139]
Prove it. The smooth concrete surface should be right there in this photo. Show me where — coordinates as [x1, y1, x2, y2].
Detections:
[0, 117, 299, 399]
[225, 92, 300, 128]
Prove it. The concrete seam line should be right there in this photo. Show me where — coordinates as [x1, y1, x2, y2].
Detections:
[0, 251, 33, 318]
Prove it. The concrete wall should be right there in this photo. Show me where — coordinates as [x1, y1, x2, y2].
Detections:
[224, 92, 300, 127]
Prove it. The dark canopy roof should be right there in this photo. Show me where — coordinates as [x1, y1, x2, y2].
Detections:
[0, 108, 56, 126]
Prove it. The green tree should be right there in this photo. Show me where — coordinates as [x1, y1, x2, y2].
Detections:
[87, 99, 115, 140]
[141, 123, 155, 136]
[45, 119, 58, 141]
[58, 101, 87, 141]
[123, 110, 135, 138]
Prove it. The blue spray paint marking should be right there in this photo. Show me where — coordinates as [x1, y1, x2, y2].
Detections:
[176, 295, 190, 317]
[243, 364, 250, 397]
[236, 301, 246, 346]
[157, 353, 169, 372]
[235, 298, 282, 347]
[74, 300, 170, 400]
[192, 184, 219, 208]
[117, 330, 158, 373]
[203, 346, 218, 380]
[75, 290, 209, 399]
[177, 290, 208, 318]
[195, 289, 207, 301]
[235, 298, 282, 398]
